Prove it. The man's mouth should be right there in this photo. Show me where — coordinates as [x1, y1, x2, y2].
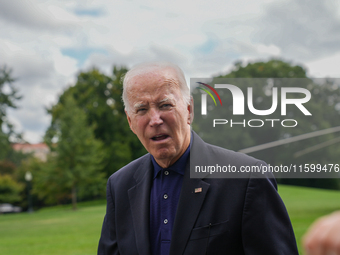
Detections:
[151, 134, 169, 141]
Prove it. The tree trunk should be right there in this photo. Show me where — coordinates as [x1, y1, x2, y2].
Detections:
[72, 186, 77, 210]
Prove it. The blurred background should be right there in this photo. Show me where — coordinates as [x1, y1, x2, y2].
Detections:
[1, 0, 340, 254]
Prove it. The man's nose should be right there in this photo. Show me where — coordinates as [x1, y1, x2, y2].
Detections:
[149, 108, 163, 126]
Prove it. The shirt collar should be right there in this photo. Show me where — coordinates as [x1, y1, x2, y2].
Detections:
[151, 138, 192, 179]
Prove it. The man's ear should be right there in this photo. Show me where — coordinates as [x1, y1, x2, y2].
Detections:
[125, 110, 136, 134]
[187, 96, 194, 125]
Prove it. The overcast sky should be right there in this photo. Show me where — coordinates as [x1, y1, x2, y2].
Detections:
[1, 0, 340, 143]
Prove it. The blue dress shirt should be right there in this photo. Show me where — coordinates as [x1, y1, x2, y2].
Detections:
[150, 143, 191, 255]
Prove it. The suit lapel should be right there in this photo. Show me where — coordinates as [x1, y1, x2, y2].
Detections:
[128, 155, 153, 255]
[170, 132, 211, 255]
[170, 168, 210, 255]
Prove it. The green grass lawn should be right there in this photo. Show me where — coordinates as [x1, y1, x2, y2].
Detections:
[0, 185, 340, 254]
[0, 200, 106, 255]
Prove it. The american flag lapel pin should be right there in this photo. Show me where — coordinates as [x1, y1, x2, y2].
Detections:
[195, 187, 202, 193]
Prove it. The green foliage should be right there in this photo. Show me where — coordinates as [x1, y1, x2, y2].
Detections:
[0, 66, 27, 207]
[0, 66, 20, 126]
[0, 66, 25, 168]
[0, 66, 22, 141]
[225, 59, 307, 78]
[44, 95, 106, 209]
[47, 66, 146, 178]
[5, 149, 30, 166]
[17, 157, 66, 205]
[0, 174, 23, 204]
[0, 160, 16, 175]
[0, 132, 10, 160]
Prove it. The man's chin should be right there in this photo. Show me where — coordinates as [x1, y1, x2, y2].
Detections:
[153, 152, 173, 160]
[151, 149, 177, 166]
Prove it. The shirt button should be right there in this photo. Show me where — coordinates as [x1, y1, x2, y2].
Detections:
[163, 194, 168, 199]
[164, 219, 168, 224]
[164, 170, 169, 175]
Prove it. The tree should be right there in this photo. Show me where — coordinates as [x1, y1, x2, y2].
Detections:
[44, 95, 106, 209]
[225, 59, 307, 78]
[47, 66, 146, 178]
[0, 66, 22, 160]
[0, 66, 27, 208]
[16, 157, 65, 206]
[0, 174, 23, 204]
[0, 160, 16, 175]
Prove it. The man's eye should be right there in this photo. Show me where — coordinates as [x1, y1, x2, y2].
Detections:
[137, 108, 147, 113]
[161, 104, 171, 109]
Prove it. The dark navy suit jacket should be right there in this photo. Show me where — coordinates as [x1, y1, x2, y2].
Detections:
[98, 132, 298, 255]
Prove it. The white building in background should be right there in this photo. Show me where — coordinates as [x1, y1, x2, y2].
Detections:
[11, 143, 50, 162]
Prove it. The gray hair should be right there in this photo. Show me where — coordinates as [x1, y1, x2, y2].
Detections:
[122, 62, 190, 113]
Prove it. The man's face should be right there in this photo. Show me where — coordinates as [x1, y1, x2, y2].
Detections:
[125, 67, 192, 168]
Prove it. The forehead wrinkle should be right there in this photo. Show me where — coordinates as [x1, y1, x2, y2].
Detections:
[162, 77, 180, 88]
[127, 73, 181, 111]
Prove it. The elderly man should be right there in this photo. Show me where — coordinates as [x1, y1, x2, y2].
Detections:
[98, 62, 298, 255]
